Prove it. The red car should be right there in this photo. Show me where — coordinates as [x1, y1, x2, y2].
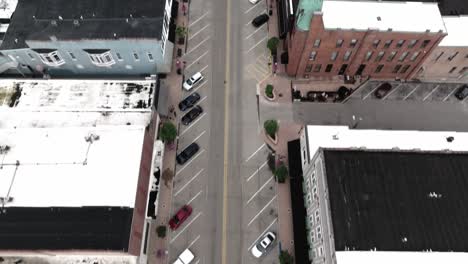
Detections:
[169, 205, 193, 230]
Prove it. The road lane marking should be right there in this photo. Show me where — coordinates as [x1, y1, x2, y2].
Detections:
[423, 84, 440, 101]
[186, 51, 209, 69]
[188, 190, 204, 205]
[244, 24, 267, 40]
[174, 169, 203, 196]
[403, 84, 420, 100]
[189, 12, 208, 27]
[180, 113, 207, 136]
[246, 177, 274, 205]
[382, 83, 401, 100]
[245, 36, 268, 53]
[247, 195, 277, 227]
[245, 143, 266, 162]
[170, 212, 203, 243]
[247, 218, 277, 250]
[189, 24, 211, 40]
[443, 86, 458, 102]
[175, 149, 205, 176]
[247, 160, 268, 182]
[186, 36, 211, 55]
[188, 234, 201, 248]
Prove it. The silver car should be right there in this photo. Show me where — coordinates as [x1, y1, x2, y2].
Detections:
[251, 231, 276, 258]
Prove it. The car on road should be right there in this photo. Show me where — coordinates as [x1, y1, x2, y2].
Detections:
[373, 82, 392, 99]
[455, 84, 468, 100]
[173, 248, 195, 264]
[181, 105, 203, 125]
[252, 14, 269, 28]
[249, 0, 260, 4]
[169, 205, 193, 230]
[183, 72, 204, 91]
[251, 231, 276, 258]
[176, 142, 200, 165]
[179, 92, 201, 111]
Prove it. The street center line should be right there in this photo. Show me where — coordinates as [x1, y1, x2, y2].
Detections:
[170, 212, 203, 243]
[189, 24, 210, 40]
[189, 12, 208, 28]
[245, 36, 268, 53]
[423, 84, 440, 101]
[180, 113, 207, 136]
[402, 84, 420, 100]
[247, 160, 268, 182]
[244, 24, 267, 40]
[247, 196, 277, 227]
[247, 218, 277, 250]
[186, 36, 211, 55]
[174, 169, 203, 196]
[187, 190, 203, 205]
[246, 177, 274, 205]
[188, 234, 201, 248]
[175, 149, 205, 176]
[245, 143, 266, 162]
[186, 51, 209, 69]
[193, 130, 206, 142]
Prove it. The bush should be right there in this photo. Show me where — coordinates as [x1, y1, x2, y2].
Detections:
[175, 26, 187, 38]
[264, 120, 278, 138]
[267, 37, 280, 54]
[265, 84, 274, 98]
[275, 163, 288, 183]
[160, 122, 177, 143]
[279, 250, 294, 264]
[156, 225, 167, 238]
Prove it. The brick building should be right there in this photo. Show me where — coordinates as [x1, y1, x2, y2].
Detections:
[285, 0, 447, 81]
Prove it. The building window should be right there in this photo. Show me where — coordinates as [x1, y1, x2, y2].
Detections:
[305, 64, 313, 73]
[387, 51, 397, 62]
[318, 247, 324, 257]
[449, 67, 457, 73]
[350, 39, 358, 48]
[343, 51, 352, 61]
[459, 67, 468, 74]
[116, 53, 123, 61]
[365, 51, 373, 61]
[310, 231, 315, 243]
[68, 52, 76, 60]
[396, 40, 405, 48]
[384, 40, 393, 48]
[448, 52, 459, 61]
[372, 39, 380, 48]
[336, 39, 343, 48]
[313, 64, 322, 72]
[330, 51, 338, 61]
[408, 40, 418, 48]
[375, 64, 384, 73]
[325, 64, 333, 73]
[133, 52, 139, 61]
[313, 39, 321, 48]
[309, 51, 317, 61]
[375, 51, 385, 62]
[147, 52, 154, 62]
[398, 51, 409, 61]
[392, 64, 402, 73]
[338, 64, 348, 75]
[435, 51, 444, 61]
[410, 51, 420, 61]
[88, 51, 115, 67]
[316, 226, 322, 239]
[400, 65, 410, 73]
[27, 52, 35, 60]
[37, 50, 65, 67]
[421, 39, 430, 48]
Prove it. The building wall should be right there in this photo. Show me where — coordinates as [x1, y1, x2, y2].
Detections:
[287, 13, 445, 81]
[416, 46, 468, 82]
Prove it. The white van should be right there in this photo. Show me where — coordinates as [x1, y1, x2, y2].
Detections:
[173, 248, 195, 264]
[183, 72, 204, 91]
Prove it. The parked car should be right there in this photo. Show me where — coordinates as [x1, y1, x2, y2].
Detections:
[176, 143, 200, 165]
[373, 82, 392, 99]
[249, 0, 260, 3]
[183, 72, 204, 91]
[455, 84, 468, 100]
[252, 14, 269, 28]
[169, 205, 193, 230]
[181, 105, 203, 125]
[179, 92, 201, 111]
[251, 231, 276, 258]
[173, 248, 195, 264]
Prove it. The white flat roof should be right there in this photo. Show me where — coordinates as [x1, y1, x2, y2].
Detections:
[306, 125, 468, 159]
[0, 0, 17, 19]
[336, 251, 468, 264]
[0, 125, 145, 207]
[322, 0, 446, 33]
[439, 16, 468, 46]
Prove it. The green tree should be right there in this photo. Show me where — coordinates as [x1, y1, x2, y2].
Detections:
[156, 225, 167, 238]
[275, 163, 288, 183]
[267, 37, 280, 54]
[160, 122, 177, 143]
[264, 119, 279, 139]
[279, 250, 294, 264]
[175, 26, 188, 38]
[265, 84, 274, 98]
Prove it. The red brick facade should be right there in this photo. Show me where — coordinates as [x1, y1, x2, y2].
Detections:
[286, 12, 446, 80]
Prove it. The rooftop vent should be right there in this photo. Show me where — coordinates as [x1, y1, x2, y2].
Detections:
[377, 16, 381, 21]
[73, 20, 79, 26]
[58, 16, 63, 21]
[51, 20, 57, 26]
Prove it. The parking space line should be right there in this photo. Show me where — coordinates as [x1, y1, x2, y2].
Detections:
[175, 149, 205, 176]
[244, 10, 267, 26]
[189, 12, 208, 28]
[244, 4, 260, 14]
[402, 84, 420, 100]
[175, 169, 203, 196]
[199, 95, 208, 104]
[443, 86, 458, 101]
[382, 83, 401, 100]
[186, 51, 209, 69]
[247, 195, 277, 227]
[170, 212, 203, 243]
[245, 143, 266, 162]
[180, 113, 207, 136]
[194, 260, 200, 264]
[188, 235, 201, 248]
[200, 64, 209, 74]
[246, 177, 274, 205]
[362, 84, 380, 100]
[244, 24, 267, 40]
[186, 36, 211, 55]
[189, 24, 210, 40]
[191, 81, 207, 94]
[246, 160, 268, 182]
[245, 36, 268, 53]
[423, 85, 440, 101]
[193, 130, 206, 142]
[187, 190, 204, 205]
[247, 218, 277, 250]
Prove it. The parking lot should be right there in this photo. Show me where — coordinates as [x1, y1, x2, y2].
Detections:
[351, 80, 468, 103]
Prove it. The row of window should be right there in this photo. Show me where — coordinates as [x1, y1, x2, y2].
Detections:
[28, 50, 156, 67]
[304, 63, 412, 75]
[434, 51, 468, 62]
[448, 66, 468, 74]
[313, 38, 430, 50]
[309, 50, 420, 63]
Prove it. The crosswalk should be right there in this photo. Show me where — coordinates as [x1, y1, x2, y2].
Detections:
[245, 53, 271, 83]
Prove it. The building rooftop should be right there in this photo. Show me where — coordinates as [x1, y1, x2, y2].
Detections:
[439, 16, 468, 46]
[0, 0, 165, 50]
[322, 0, 446, 33]
[0, 0, 17, 19]
[393, 0, 467, 16]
